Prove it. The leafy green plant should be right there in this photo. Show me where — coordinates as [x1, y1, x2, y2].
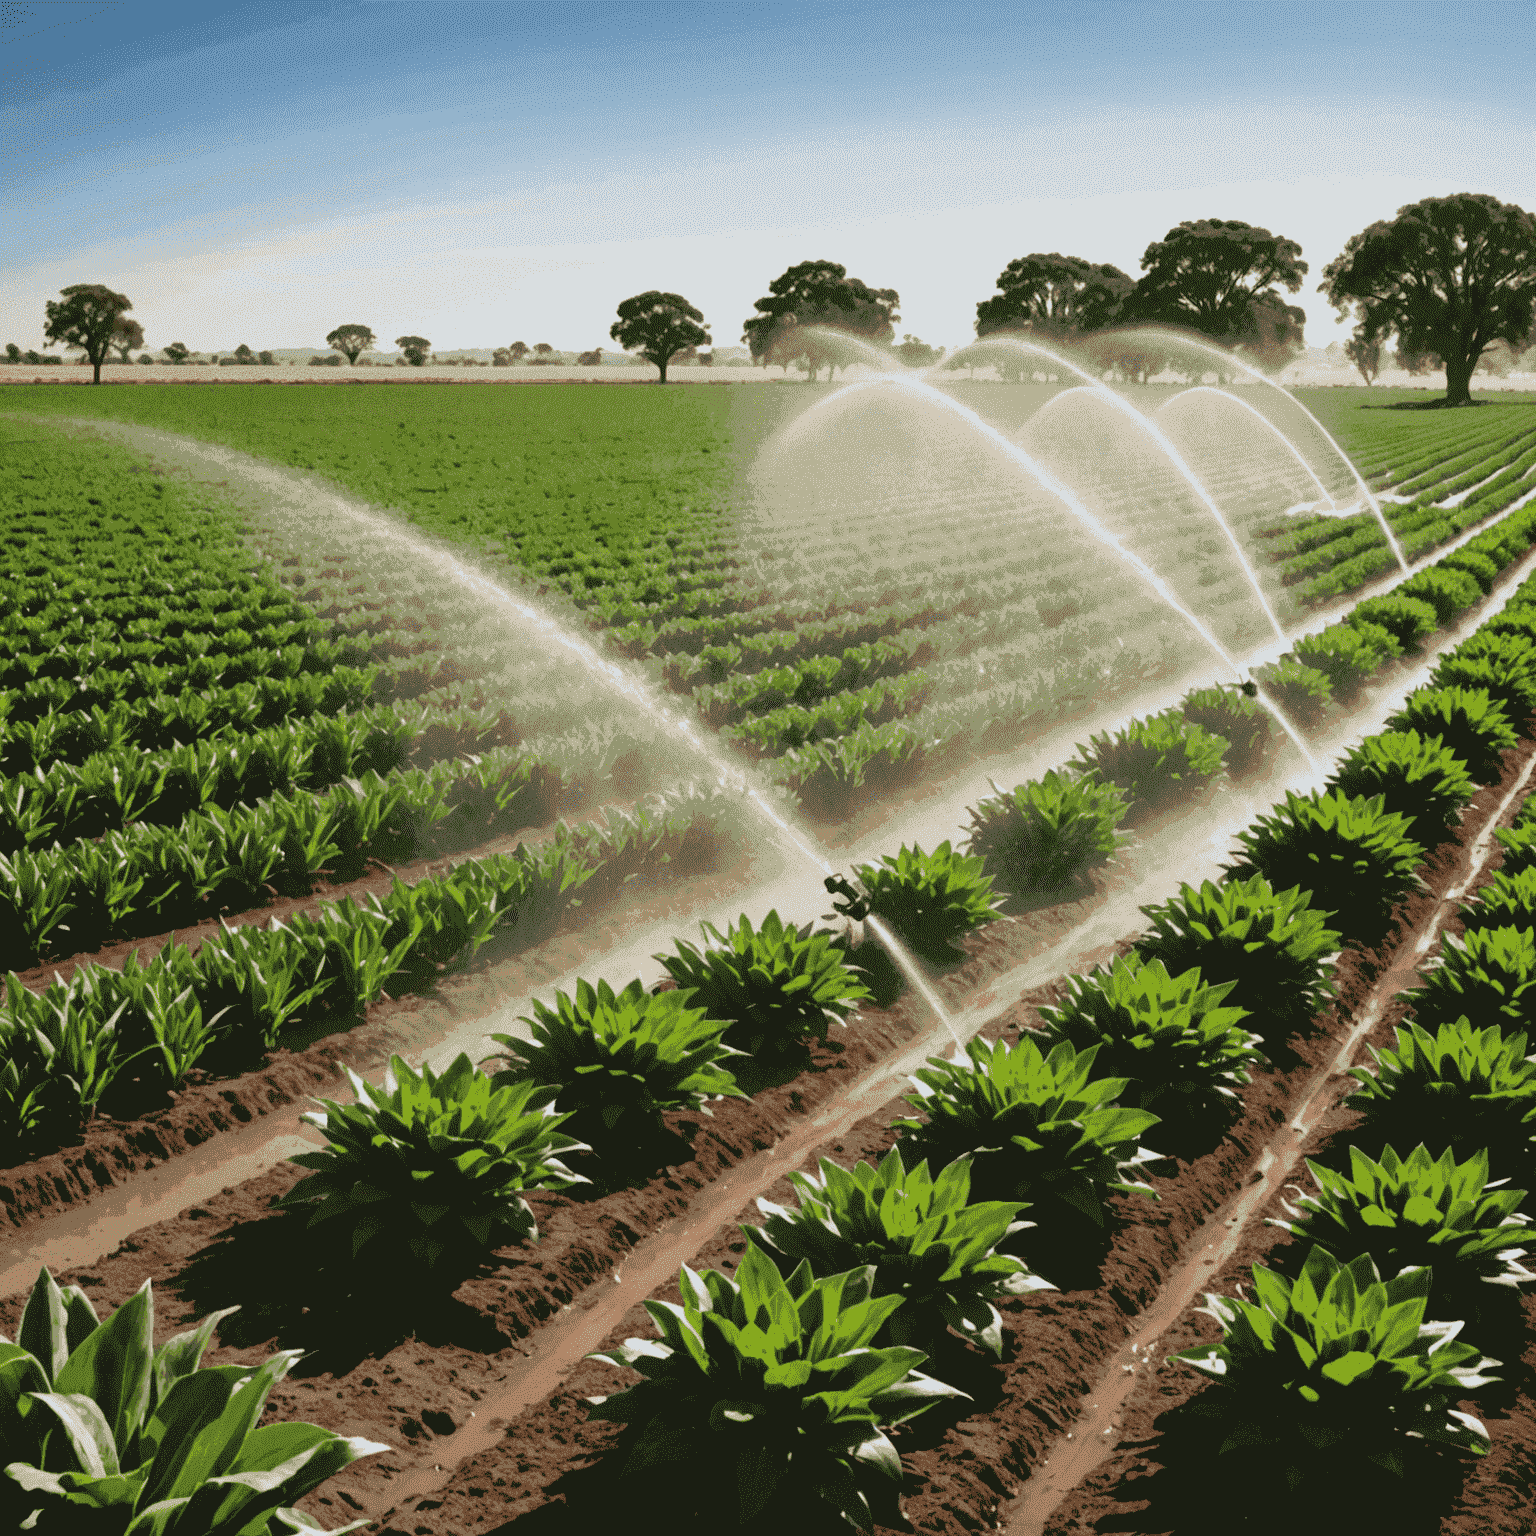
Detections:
[892, 1034, 1160, 1228]
[1439, 548, 1500, 595]
[278, 1052, 588, 1270]
[656, 910, 871, 1061]
[1406, 924, 1536, 1034]
[1036, 956, 1264, 1130]
[1225, 790, 1425, 945]
[1271, 1144, 1532, 1309]
[486, 978, 746, 1159]
[1324, 730, 1476, 842]
[1169, 1246, 1498, 1482]
[1493, 821, 1536, 879]
[1134, 875, 1339, 1032]
[585, 1249, 966, 1532]
[1291, 619, 1401, 698]
[852, 841, 1001, 960]
[1251, 657, 1331, 730]
[1348, 593, 1439, 652]
[1, 1266, 386, 1533]
[1345, 1018, 1536, 1179]
[1385, 686, 1518, 785]
[1457, 865, 1536, 937]
[962, 769, 1127, 894]
[1398, 566, 1482, 625]
[1430, 645, 1536, 727]
[1070, 711, 1227, 822]
[744, 1146, 1052, 1358]
[1179, 685, 1273, 777]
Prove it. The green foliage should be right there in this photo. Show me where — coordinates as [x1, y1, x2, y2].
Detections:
[486, 978, 746, 1157]
[1251, 657, 1332, 729]
[962, 769, 1127, 895]
[655, 910, 871, 1060]
[1398, 566, 1482, 625]
[853, 841, 1001, 959]
[1346, 1017, 1536, 1178]
[1458, 865, 1536, 937]
[0, 1267, 385, 1532]
[1324, 729, 1476, 841]
[1179, 685, 1273, 777]
[1272, 1145, 1532, 1306]
[1070, 710, 1227, 822]
[892, 1034, 1161, 1229]
[1493, 821, 1536, 878]
[1291, 620, 1401, 697]
[1036, 956, 1264, 1127]
[1439, 549, 1500, 595]
[1225, 790, 1425, 945]
[278, 1053, 588, 1270]
[744, 1146, 1053, 1358]
[1385, 686, 1518, 785]
[585, 1248, 966, 1532]
[1429, 645, 1536, 725]
[1169, 1246, 1498, 1480]
[1134, 875, 1339, 1032]
[1407, 924, 1536, 1035]
[1348, 593, 1439, 651]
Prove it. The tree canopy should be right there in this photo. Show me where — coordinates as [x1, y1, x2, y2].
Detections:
[162, 342, 190, 365]
[395, 335, 431, 366]
[974, 253, 1133, 341]
[1344, 334, 1382, 386]
[326, 324, 375, 364]
[1320, 193, 1536, 406]
[43, 283, 133, 384]
[110, 317, 145, 363]
[609, 292, 710, 383]
[1126, 219, 1308, 369]
[742, 260, 899, 381]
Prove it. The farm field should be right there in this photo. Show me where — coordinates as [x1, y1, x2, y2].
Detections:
[4, 381, 1536, 1535]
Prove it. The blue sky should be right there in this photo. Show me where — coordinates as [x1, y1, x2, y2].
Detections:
[4, 0, 1532, 353]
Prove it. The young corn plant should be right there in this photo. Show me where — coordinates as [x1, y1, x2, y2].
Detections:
[1134, 875, 1339, 1033]
[851, 841, 1002, 960]
[0, 1267, 386, 1533]
[279, 1052, 588, 1272]
[584, 1248, 967, 1532]
[891, 1034, 1161, 1229]
[1035, 957, 1264, 1139]
[1169, 1245, 1498, 1483]
[1070, 711, 1227, 823]
[744, 1146, 1053, 1359]
[1225, 790, 1426, 946]
[485, 978, 746, 1164]
[655, 910, 872, 1062]
[962, 769, 1128, 896]
[1406, 924, 1536, 1034]
[1346, 1018, 1536, 1180]
[1384, 686, 1518, 785]
[1324, 730, 1476, 843]
[1270, 1145, 1532, 1315]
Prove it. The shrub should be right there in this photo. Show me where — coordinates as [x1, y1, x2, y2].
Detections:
[852, 841, 1001, 959]
[1271, 1144, 1532, 1311]
[1251, 656, 1332, 730]
[1438, 548, 1500, 595]
[1070, 711, 1226, 822]
[1348, 593, 1439, 651]
[486, 978, 746, 1158]
[1036, 956, 1264, 1129]
[1345, 1017, 1536, 1178]
[1179, 685, 1273, 776]
[1134, 875, 1340, 1032]
[1291, 620, 1401, 697]
[1168, 1246, 1498, 1480]
[962, 769, 1127, 895]
[744, 1146, 1053, 1358]
[655, 910, 871, 1060]
[585, 1249, 967, 1532]
[1406, 925, 1536, 1035]
[1429, 651, 1536, 726]
[1457, 865, 1536, 937]
[1324, 730, 1476, 842]
[1384, 686, 1517, 785]
[1398, 566, 1482, 625]
[1225, 790, 1425, 946]
[1, 1267, 386, 1532]
[892, 1034, 1160, 1228]
[277, 1053, 588, 1270]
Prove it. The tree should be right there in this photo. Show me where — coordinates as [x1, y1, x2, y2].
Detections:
[1345, 334, 1382, 385]
[162, 341, 191, 365]
[609, 292, 711, 383]
[742, 261, 899, 381]
[43, 283, 133, 384]
[258, 350, 274, 366]
[326, 324, 375, 364]
[396, 335, 431, 367]
[110, 316, 145, 363]
[234, 343, 256, 364]
[509, 341, 529, 363]
[534, 342, 554, 356]
[974, 253, 1133, 341]
[577, 348, 603, 365]
[894, 333, 944, 368]
[4, 343, 20, 362]
[1321, 194, 1536, 407]
[1393, 344, 1437, 376]
[1126, 220, 1308, 363]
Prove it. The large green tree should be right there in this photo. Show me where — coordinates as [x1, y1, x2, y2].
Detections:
[43, 283, 133, 384]
[974, 252, 1133, 341]
[395, 335, 431, 367]
[110, 316, 145, 363]
[742, 260, 899, 381]
[326, 323, 375, 364]
[1321, 193, 1536, 406]
[610, 292, 710, 383]
[1126, 219, 1308, 369]
[1344, 334, 1382, 386]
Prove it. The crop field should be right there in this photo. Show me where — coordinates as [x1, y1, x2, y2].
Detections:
[3, 381, 1536, 1536]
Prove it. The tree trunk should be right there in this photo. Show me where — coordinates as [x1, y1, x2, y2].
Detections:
[1444, 353, 1475, 406]
[657, 355, 668, 384]
[92, 352, 102, 385]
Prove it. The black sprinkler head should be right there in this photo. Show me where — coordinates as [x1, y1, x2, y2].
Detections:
[1237, 680, 1258, 697]
[824, 874, 870, 922]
